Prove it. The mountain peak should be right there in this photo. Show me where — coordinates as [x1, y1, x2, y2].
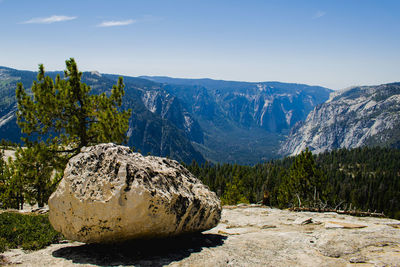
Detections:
[280, 82, 400, 156]
[90, 71, 102, 77]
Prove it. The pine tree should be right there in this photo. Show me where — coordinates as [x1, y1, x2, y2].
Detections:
[11, 145, 59, 208]
[16, 58, 131, 161]
[0, 157, 25, 209]
[220, 172, 249, 205]
[278, 148, 328, 208]
[9, 58, 132, 208]
[0, 149, 10, 208]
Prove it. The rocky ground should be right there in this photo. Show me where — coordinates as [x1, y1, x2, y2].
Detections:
[2, 205, 400, 267]
[2, 149, 16, 161]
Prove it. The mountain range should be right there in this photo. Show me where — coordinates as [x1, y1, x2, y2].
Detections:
[2, 65, 399, 164]
[280, 83, 400, 156]
[141, 76, 332, 163]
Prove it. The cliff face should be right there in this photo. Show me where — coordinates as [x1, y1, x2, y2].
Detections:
[147, 77, 332, 134]
[280, 83, 400, 156]
[141, 89, 204, 144]
[150, 77, 332, 163]
[209, 83, 326, 133]
[0, 67, 333, 164]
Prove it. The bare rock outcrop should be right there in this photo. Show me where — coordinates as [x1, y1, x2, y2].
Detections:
[4, 205, 400, 266]
[48, 143, 221, 243]
[280, 82, 400, 156]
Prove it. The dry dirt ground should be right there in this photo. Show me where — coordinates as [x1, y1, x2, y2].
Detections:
[2, 205, 400, 267]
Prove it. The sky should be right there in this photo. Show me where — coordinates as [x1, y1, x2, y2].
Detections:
[0, 0, 399, 90]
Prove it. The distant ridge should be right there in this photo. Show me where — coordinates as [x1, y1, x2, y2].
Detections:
[140, 76, 332, 93]
[280, 82, 400, 156]
[0, 66, 332, 164]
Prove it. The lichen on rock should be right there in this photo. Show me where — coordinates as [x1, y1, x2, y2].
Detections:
[48, 143, 221, 243]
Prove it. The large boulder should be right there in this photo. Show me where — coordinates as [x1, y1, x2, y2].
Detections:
[48, 143, 221, 243]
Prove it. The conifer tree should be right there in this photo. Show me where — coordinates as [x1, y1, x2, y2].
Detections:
[0, 150, 11, 208]
[221, 172, 249, 205]
[8, 58, 132, 208]
[0, 156, 25, 209]
[16, 58, 131, 160]
[11, 144, 59, 208]
[278, 148, 328, 207]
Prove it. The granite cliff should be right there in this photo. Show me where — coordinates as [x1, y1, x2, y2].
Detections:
[281, 83, 400, 156]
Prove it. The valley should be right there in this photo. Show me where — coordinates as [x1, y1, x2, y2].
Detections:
[0, 66, 334, 164]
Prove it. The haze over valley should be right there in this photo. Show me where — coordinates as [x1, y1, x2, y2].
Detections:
[1, 65, 400, 165]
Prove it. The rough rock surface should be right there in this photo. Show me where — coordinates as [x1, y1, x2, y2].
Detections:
[3, 205, 400, 266]
[48, 143, 221, 243]
[280, 82, 400, 156]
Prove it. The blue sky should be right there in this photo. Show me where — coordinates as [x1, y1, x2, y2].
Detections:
[0, 0, 399, 89]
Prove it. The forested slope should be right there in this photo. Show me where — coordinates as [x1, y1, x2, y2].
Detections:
[186, 146, 400, 219]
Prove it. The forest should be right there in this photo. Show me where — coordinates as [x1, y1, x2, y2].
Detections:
[186, 146, 400, 219]
[0, 59, 399, 221]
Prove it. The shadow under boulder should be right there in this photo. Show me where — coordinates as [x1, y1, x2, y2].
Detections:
[52, 233, 226, 266]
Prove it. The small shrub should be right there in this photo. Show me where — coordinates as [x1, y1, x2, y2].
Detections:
[0, 212, 63, 253]
[0, 237, 7, 253]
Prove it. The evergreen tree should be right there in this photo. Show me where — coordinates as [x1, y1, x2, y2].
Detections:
[0, 150, 10, 208]
[187, 145, 400, 218]
[7, 58, 132, 208]
[278, 148, 328, 208]
[10, 145, 59, 208]
[0, 157, 25, 209]
[220, 172, 249, 205]
[16, 58, 131, 161]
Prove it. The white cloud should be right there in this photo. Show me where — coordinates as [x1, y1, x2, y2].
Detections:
[22, 15, 77, 24]
[97, 19, 135, 27]
[313, 11, 326, 19]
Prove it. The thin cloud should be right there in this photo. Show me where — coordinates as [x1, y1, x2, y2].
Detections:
[97, 19, 135, 27]
[22, 15, 77, 24]
[313, 10, 326, 19]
